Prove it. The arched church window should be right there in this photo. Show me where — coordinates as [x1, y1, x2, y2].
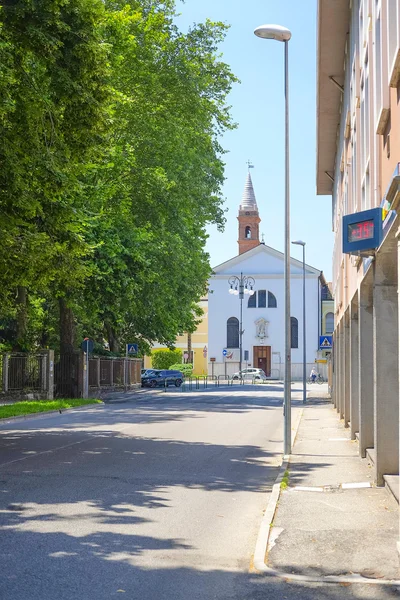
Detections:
[268, 292, 277, 308]
[227, 317, 239, 348]
[325, 312, 334, 334]
[245, 226, 252, 239]
[258, 290, 266, 308]
[291, 317, 298, 349]
[248, 292, 256, 308]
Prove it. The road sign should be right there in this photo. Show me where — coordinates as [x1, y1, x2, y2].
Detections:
[203, 345, 207, 358]
[210, 357, 216, 362]
[183, 352, 189, 360]
[81, 338, 94, 353]
[222, 349, 227, 357]
[319, 336, 332, 349]
[127, 343, 138, 355]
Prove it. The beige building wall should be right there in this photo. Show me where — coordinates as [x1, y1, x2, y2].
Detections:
[317, 0, 400, 496]
[144, 299, 208, 376]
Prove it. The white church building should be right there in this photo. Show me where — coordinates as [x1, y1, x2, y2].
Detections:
[207, 172, 326, 379]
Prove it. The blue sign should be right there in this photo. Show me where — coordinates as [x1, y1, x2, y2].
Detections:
[222, 349, 228, 356]
[342, 207, 383, 255]
[81, 338, 94, 353]
[319, 336, 332, 349]
[127, 343, 138, 355]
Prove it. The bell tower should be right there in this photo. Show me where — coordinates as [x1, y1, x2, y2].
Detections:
[237, 171, 261, 254]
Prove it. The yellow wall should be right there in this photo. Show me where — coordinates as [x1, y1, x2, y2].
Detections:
[144, 299, 208, 376]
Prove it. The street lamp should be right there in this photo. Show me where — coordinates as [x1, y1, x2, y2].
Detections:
[292, 240, 306, 404]
[254, 23, 292, 455]
[228, 273, 255, 374]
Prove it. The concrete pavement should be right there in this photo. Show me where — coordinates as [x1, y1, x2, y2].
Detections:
[262, 388, 400, 594]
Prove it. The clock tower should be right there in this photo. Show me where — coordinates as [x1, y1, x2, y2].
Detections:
[237, 172, 261, 255]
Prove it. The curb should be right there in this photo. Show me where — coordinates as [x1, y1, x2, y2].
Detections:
[0, 401, 104, 426]
[252, 403, 400, 586]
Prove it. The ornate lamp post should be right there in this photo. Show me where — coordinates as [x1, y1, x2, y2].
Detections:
[292, 240, 306, 404]
[228, 273, 255, 374]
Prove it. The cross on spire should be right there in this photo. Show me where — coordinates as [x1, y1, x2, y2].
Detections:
[246, 159, 254, 171]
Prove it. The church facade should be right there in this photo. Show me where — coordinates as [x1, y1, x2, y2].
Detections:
[207, 172, 326, 379]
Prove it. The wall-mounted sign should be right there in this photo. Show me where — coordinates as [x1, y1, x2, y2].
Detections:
[342, 207, 383, 255]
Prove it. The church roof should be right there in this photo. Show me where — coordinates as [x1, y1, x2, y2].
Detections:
[239, 172, 258, 211]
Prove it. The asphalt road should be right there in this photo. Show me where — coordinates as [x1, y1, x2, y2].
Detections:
[0, 384, 392, 600]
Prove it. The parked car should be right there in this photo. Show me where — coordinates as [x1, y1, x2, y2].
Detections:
[231, 368, 267, 381]
[141, 369, 184, 388]
[141, 368, 152, 376]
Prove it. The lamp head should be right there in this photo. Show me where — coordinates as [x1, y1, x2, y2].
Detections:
[292, 240, 305, 246]
[254, 24, 292, 42]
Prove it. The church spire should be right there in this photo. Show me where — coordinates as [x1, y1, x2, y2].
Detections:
[237, 170, 261, 255]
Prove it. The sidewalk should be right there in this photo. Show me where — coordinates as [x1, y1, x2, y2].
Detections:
[266, 395, 400, 581]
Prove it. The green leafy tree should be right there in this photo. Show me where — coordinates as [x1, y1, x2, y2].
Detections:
[151, 349, 182, 370]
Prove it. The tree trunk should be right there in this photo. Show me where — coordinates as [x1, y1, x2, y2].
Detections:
[59, 297, 76, 354]
[187, 331, 192, 364]
[105, 321, 120, 353]
[14, 286, 28, 351]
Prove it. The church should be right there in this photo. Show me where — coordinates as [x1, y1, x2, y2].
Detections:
[207, 172, 325, 379]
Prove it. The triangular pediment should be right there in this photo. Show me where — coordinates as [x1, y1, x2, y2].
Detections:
[212, 244, 320, 277]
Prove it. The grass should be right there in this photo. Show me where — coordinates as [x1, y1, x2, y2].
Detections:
[0, 398, 102, 420]
[280, 469, 290, 490]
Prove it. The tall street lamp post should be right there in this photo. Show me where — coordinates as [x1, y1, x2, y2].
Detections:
[228, 273, 255, 374]
[292, 240, 306, 404]
[254, 23, 292, 455]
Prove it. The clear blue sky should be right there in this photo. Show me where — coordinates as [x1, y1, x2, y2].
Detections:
[175, 0, 333, 281]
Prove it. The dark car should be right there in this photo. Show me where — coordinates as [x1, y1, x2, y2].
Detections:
[141, 369, 184, 388]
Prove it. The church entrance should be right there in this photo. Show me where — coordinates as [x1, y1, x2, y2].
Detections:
[253, 346, 271, 376]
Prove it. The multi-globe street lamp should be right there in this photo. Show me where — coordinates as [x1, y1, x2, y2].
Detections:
[292, 240, 306, 405]
[228, 273, 255, 374]
[254, 23, 292, 455]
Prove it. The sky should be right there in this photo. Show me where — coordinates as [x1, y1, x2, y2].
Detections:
[174, 0, 333, 281]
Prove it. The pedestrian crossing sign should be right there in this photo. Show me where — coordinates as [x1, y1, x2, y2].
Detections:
[319, 336, 332, 349]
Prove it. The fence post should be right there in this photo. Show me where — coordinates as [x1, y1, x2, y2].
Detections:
[3, 354, 9, 393]
[47, 350, 54, 400]
[96, 358, 101, 388]
[82, 352, 89, 398]
[110, 359, 114, 387]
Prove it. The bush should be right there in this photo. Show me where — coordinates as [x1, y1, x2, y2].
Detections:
[151, 349, 182, 369]
[169, 363, 193, 377]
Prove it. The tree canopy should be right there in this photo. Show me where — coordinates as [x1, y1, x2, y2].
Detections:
[0, 0, 237, 354]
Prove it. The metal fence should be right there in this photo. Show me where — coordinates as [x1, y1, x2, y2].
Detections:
[88, 356, 141, 390]
[1, 353, 48, 393]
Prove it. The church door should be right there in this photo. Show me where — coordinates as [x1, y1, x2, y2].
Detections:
[253, 346, 271, 376]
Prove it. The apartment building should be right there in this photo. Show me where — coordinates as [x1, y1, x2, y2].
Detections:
[316, 0, 400, 514]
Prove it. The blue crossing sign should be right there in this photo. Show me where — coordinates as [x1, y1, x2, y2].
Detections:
[222, 349, 228, 357]
[319, 336, 332, 349]
[127, 343, 138, 355]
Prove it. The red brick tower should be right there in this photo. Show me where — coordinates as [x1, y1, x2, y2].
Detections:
[237, 172, 261, 255]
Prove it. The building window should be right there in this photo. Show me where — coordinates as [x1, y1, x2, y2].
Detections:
[268, 292, 277, 308]
[248, 292, 256, 308]
[227, 317, 239, 348]
[291, 317, 298, 349]
[258, 290, 266, 308]
[245, 226, 252, 239]
[325, 312, 334, 334]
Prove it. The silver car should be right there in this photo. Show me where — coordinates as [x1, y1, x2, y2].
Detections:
[231, 368, 267, 381]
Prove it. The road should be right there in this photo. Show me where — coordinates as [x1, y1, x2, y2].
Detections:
[0, 384, 385, 600]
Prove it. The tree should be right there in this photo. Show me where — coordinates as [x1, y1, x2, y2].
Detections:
[151, 349, 182, 370]
[0, 0, 112, 350]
